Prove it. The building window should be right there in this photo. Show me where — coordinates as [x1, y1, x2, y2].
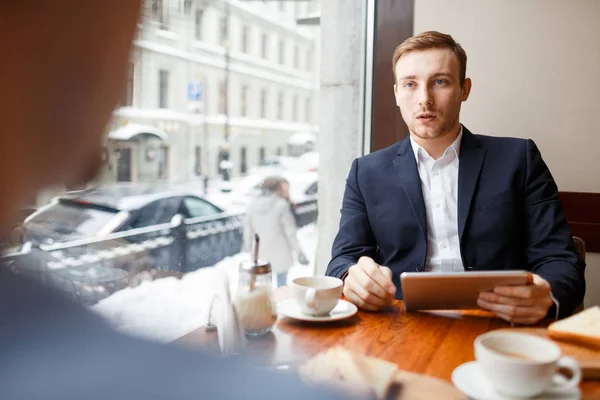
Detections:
[294, 1, 302, 17]
[294, 46, 299, 69]
[306, 48, 312, 71]
[151, 0, 169, 30]
[292, 95, 298, 122]
[241, 85, 248, 117]
[307, 0, 319, 13]
[241, 25, 249, 53]
[279, 40, 285, 65]
[279, 1, 285, 12]
[260, 89, 267, 119]
[305, 97, 311, 123]
[259, 147, 266, 163]
[219, 16, 228, 47]
[119, 62, 134, 107]
[195, 9, 203, 40]
[261, 33, 268, 59]
[159, 69, 169, 109]
[277, 92, 284, 120]
[158, 146, 169, 179]
[219, 80, 226, 114]
[195, 146, 202, 175]
[240, 147, 247, 174]
[276, 147, 283, 156]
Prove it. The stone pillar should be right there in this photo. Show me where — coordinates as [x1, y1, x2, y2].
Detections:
[315, 0, 368, 275]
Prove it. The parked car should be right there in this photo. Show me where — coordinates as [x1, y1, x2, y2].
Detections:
[22, 184, 226, 244]
[19, 184, 244, 300]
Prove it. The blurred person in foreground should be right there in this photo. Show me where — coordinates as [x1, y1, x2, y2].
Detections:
[245, 176, 309, 288]
[0, 2, 345, 399]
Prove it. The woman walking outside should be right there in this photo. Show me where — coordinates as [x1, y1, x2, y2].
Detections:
[244, 176, 309, 288]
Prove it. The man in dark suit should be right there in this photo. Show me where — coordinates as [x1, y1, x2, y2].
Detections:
[0, 2, 346, 399]
[326, 31, 585, 324]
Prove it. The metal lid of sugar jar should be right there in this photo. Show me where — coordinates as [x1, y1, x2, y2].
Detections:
[239, 259, 272, 275]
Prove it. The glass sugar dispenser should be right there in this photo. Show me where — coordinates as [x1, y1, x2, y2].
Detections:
[234, 234, 277, 336]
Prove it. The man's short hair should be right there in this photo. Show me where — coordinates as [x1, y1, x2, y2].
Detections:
[392, 31, 468, 85]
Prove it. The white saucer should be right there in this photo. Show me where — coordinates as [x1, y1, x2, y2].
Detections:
[451, 361, 581, 400]
[277, 299, 358, 322]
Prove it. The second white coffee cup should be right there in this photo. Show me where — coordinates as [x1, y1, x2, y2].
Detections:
[292, 276, 343, 316]
[474, 331, 581, 398]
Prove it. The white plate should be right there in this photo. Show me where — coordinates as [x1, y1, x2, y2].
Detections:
[451, 361, 581, 400]
[277, 299, 358, 322]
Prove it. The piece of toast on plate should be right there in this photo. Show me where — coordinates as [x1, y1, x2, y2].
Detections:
[548, 306, 600, 349]
[298, 346, 398, 400]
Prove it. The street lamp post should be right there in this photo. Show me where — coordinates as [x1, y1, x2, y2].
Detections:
[220, 0, 232, 182]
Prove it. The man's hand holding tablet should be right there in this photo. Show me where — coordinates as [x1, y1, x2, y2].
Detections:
[477, 274, 554, 324]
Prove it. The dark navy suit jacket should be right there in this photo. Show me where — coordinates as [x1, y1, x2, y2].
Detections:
[326, 127, 585, 318]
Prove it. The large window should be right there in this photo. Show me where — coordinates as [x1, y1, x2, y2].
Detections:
[19, 0, 325, 345]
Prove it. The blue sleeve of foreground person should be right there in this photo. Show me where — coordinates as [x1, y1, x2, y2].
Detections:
[0, 268, 347, 400]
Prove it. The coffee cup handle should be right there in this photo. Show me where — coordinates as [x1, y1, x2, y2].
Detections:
[546, 356, 581, 393]
[305, 288, 318, 310]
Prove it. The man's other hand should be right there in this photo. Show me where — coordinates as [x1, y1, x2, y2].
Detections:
[342, 257, 396, 311]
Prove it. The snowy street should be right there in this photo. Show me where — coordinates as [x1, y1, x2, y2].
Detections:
[91, 223, 318, 343]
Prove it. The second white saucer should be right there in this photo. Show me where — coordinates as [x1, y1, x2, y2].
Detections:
[451, 361, 581, 400]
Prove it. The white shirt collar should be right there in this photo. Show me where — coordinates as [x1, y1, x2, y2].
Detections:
[410, 125, 463, 162]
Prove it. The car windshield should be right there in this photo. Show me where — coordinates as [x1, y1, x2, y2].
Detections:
[26, 201, 118, 239]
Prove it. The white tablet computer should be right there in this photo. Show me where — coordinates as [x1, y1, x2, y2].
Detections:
[400, 270, 533, 312]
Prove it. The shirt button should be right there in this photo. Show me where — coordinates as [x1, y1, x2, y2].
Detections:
[440, 243, 447, 249]
[436, 203, 441, 208]
[433, 171, 440, 176]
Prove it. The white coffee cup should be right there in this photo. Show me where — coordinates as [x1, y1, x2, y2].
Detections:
[474, 331, 581, 398]
[292, 276, 343, 316]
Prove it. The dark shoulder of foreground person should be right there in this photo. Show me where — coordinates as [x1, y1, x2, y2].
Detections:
[0, 261, 347, 400]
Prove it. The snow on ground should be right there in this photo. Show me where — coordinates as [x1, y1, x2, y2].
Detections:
[91, 223, 318, 344]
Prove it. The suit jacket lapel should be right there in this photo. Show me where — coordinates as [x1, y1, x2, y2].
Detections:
[393, 139, 427, 241]
[457, 128, 487, 241]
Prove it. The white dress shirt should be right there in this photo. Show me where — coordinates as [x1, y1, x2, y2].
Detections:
[410, 127, 464, 272]
[409, 127, 559, 317]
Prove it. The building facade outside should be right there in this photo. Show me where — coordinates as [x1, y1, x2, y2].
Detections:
[99, 0, 321, 188]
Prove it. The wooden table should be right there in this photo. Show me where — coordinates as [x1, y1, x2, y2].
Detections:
[174, 288, 600, 397]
